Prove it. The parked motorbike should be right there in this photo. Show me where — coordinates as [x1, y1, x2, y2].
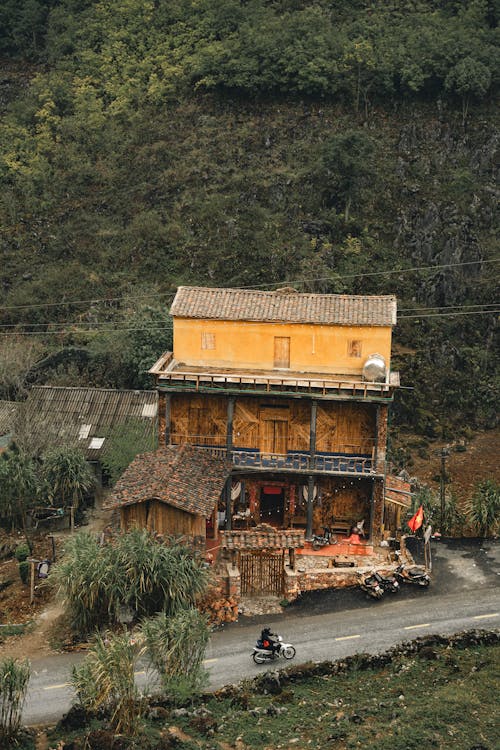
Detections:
[252, 635, 296, 664]
[357, 571, 384, 599]
[394, 553, 430, 587]
[312, 526, 337, 550]
[373, 570, 400, 593]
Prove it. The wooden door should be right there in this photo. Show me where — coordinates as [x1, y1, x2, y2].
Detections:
[274, 337, 290, 368]
[261, 419, 288, 454]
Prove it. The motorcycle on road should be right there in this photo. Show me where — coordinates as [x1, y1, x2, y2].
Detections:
[252, 635, 296, 664]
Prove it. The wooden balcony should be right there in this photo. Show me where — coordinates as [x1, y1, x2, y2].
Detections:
[190, 445, 382, 478]
[150, 353, 398, 402]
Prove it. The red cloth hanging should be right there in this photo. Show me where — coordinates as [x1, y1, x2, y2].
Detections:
[289, 485, 296, 515]
[263, 486, 282, 494]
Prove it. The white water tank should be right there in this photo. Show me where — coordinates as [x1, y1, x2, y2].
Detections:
[363, 353, 386, 382]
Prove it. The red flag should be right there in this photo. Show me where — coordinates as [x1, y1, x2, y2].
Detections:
[408, 505, 424, 533]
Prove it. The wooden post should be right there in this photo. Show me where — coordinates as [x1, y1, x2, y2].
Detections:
[374, 404, 379, 468]
[309, 399, 317, 469]
[29, 560, 36, 604]
[306, 475, 314, 540]
[70, 506, 75, 533]
[225, 478, 232, 531]
[165, 394, 171, 446]
[226, 397, 235, 455]
[48, 534, 56, 562]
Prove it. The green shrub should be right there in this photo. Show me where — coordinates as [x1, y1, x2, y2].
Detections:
[18, 560, 30, 585]
[140, 609, 209, 701]
[14, 544, 30, 562]
[71, 631, 142, 735]
[0, 657, 30, 744]
[50, 529, 210, 634]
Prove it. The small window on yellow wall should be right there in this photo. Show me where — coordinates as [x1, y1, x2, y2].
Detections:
[201, 332, 215, 350]
[348, 340, 362, 358]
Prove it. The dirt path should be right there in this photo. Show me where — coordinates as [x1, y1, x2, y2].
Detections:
[0, 496, 113, 661]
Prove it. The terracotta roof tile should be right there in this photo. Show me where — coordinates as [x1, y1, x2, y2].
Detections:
[170, 287, 397, 327]
[108, 445, 231, 518]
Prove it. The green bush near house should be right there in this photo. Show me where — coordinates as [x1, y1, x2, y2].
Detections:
[50, 529, 210, 635]
[14, 543, 30, 562]
[18, 560, 30, 585]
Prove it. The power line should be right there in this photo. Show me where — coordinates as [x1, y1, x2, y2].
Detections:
[239, 258, 500, 290]
[0, 308, 497, 336]
[0, 258, 498, 312]
[0, 301, 497, 330]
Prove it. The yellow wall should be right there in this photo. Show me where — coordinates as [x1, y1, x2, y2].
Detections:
[173, 318, 392, 375]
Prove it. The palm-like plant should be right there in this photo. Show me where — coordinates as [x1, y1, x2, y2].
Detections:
[140, 608, 209, 700]
[41, 446, 95, 508]
[0, 445, 38, 546]
[467, 480, 500, 538]
[0, 657, 31, 743]
[71, 631, 142, 735]
[50, 529, 211, 634]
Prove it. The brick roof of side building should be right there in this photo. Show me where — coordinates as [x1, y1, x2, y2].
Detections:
[170, 286, 397, 327]
[108, 444, 231, 518]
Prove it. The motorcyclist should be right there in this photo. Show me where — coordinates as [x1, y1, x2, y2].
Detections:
[258, 626, 279, 654]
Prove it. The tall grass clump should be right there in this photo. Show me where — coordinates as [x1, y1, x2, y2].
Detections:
[467, 479, 500, 538]
[71, 631, 143, 735]
[140, 609, 210, 702]
[51, 529, 210, 634]
[0, 657, 30, 744]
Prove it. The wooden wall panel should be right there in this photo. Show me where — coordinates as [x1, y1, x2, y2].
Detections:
[289, 401, 310, 452]
[171, 394, 226, 446]
[233, 398, 259, 448]
[316, 402, 376, 455]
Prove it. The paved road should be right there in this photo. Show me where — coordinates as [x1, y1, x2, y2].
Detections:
[23, 538, 500, 726]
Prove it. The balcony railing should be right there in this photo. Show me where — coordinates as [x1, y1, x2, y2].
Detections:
[192, 445, 382, 476]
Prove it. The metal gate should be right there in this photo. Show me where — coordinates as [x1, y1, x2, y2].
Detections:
[239, 551, 285, 595]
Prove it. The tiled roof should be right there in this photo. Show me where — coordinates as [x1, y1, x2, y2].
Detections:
[18, 387, 158, 460]
[109, 444, 231, 518]
[170, 287, 397, 327]
[385, 474, 412, 508]
[221, 524, 305, 550]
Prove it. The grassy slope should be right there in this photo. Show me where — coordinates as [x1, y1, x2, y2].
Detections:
[44, 635, 500, 750]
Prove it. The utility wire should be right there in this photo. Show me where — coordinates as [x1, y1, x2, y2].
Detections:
[0, 308, 498, 336]
[0, 301, 497, 329]
[0, 258, 498, 312]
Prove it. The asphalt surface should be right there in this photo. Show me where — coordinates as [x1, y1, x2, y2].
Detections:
[23, 538, 499, 726]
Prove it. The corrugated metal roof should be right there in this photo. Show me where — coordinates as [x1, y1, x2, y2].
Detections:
[0, 400, 18, 436]
[19, 387, 158, 460]
[170, 286, 397, 327]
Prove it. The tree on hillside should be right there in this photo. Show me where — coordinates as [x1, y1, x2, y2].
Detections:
[0, 445, 38, 545]
[40, 446, 95, 508]
[316, 131, 375, 221]
[445, 56, 492, 125]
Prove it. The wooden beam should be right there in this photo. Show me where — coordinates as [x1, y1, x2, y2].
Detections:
[306, 475, 314, 540]
[226, 396, 235, 453]
[309, 399, 317, 459]
[165, 393, 171, 446]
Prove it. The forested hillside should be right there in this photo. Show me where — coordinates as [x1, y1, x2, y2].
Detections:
[0, 1, 498, 455]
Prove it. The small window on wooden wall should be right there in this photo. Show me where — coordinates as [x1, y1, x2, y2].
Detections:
[348, 340, 362, 358]
[201, 332, 216, 350]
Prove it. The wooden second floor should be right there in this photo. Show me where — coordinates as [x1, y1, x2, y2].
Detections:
[163, 393, 388, 478]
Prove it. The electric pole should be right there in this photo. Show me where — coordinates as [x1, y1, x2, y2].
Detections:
[439, 447, 449, 532]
